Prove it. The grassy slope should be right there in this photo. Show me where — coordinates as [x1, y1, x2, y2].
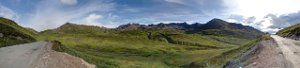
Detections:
[38, 23, 259, 68]
[0, 17, 36, 47]
[277, 23, 300, 37]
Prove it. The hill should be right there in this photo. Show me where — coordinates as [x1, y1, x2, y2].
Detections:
[38, 18, 263, 68]
[277, 23, 300, 40]
[189, 18, 263, 39]
[0, 17, 36, 47]
[117, 18, 264, 39]
[40, 23, 108, 34]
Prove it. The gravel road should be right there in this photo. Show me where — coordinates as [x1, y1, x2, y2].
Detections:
[0, 41, 95, 68]
[0, 41, 50, 68]
[245, 37, 287, 68]
[271, 35, 300, 68]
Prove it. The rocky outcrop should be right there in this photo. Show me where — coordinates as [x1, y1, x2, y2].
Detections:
[0, 33, 3, 38]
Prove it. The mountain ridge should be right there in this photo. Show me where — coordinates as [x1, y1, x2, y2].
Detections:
[0, 17, 36, 47]
[277, 23, 300, 40]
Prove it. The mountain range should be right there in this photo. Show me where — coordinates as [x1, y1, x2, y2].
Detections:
[116, 18, 263, 39]
[1, 17, 264, 68]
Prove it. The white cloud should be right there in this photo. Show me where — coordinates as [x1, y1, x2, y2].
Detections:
[239, 15, 287, 33]
[60, 0, 77, 5]
[223, 0, 300, 33]
[0, 4, 19, 21]
[26, 0, 114, 31]
[72, 13, 120, 28]
[85, 14, 102, 25]
[226, 0, 300, 18]
[226, 19, 238, 23]
[164, 0, 185, 4]
[74, 14, 102, 26]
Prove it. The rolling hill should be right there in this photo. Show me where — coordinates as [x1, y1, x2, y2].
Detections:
[38, 18, 263, 68]
[277, 23, 300, 40]
[0, 17, 36, 47]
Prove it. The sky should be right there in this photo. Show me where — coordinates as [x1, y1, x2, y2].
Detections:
[0, 0, 300, 33]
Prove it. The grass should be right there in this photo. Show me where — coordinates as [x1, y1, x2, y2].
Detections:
[196, 39, 260, 68]
[0, 18, 262, 68]
[0, 17, 264, 68]
[0, 17, 36, 38]
[0, 17, 36, 47]
[38, 25, 260, 68]
[277, 23, 300, 37]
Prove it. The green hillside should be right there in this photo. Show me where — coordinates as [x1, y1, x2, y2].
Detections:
[0, 17, 36, 47]
[277, 23, 300, 38]
[38, 19, 262, 68]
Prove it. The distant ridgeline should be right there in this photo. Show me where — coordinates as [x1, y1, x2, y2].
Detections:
[41, 18, 264, 40]
[0, 17, 36, 47]
[116, 18, 264, 39]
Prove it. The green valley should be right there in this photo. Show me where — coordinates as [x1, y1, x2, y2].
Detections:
[37, 19, 263, 68]
[0, 17, 264, 68]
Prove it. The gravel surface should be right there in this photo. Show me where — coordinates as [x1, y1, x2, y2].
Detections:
[271, 35, 300, 68]
[0, 41, 95, 68]
[0, 41, 49, 68]
[245, 38, 287, 68]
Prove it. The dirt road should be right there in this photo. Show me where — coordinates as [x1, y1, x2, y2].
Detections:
[0, 41, 95, 68]
[0, 41, 49, 68]
[245, 38, 287, 68]
[271, 35, 300, 68]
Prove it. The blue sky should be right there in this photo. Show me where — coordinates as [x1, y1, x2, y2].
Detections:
[1, 0, 300, 33]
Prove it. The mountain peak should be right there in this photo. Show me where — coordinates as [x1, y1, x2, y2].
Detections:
[61, 22, 75, 26]
[199, 18, 229, 29]
[206, 18, 228, 25]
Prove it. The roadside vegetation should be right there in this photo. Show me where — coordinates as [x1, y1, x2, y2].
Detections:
[277, 23, 300, 37]
[0, 17, 36, 47]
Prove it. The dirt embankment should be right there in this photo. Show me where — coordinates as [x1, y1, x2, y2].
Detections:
[31, 42, 96, 68]
[224, 36, 288, 68]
